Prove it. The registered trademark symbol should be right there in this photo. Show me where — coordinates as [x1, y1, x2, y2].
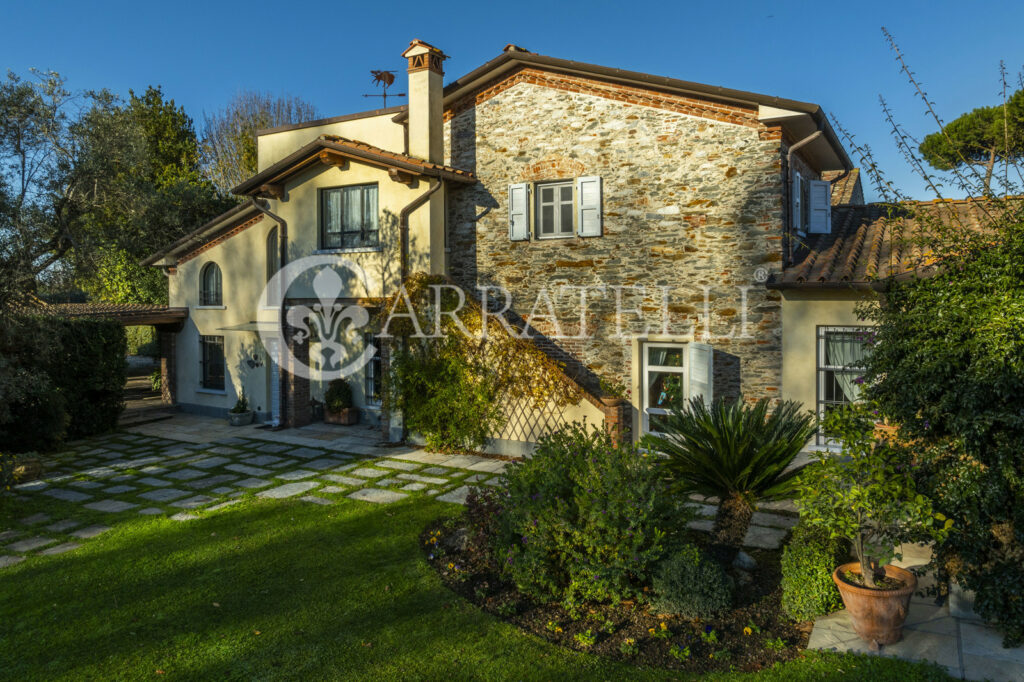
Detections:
[754, 267, 769, 283]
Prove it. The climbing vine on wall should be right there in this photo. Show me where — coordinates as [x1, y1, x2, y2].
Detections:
[375, 273, 583, 452]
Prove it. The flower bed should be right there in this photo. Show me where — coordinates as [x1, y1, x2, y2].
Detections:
[422, 518, 810, 674]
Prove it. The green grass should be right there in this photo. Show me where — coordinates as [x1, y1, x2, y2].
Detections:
[0, 494, 954, 681]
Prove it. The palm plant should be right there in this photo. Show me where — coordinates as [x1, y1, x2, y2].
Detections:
[644, 397, 816, 550]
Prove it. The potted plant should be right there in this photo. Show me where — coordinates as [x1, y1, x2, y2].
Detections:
[324, 378, 358, 425]
[797, 404, 951, 647]
[598, 375, 628, 407]
[228, 391, 254, 426]
[309, 398, 325, 422]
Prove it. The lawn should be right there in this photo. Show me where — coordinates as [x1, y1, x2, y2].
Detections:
[0, 492, 953, 680]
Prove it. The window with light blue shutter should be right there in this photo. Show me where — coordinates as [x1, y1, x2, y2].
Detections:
[808, 180, 832, 234]
[508, 183, 529, 241]
[576, 176, 602, 237]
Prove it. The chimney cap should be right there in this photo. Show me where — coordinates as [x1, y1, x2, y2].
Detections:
[502, 43, 533, 54]
[402, 39, 448, 59]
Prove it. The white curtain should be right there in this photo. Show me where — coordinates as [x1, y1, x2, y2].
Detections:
[827, 333, 867, 402]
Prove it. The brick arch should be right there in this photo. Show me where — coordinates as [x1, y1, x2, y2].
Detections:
[519, 155, 586, 182]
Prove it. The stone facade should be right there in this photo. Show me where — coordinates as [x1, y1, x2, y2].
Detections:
[445, 75, 787, 411]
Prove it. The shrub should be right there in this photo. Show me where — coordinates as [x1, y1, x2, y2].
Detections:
[489, 422, 686, 612]
[781, 522, 848, 621]
[49, 318, 127, 439]
[230, 391, 250, 414]
[1, 451, 21, 495]
[642, 397, 816, 550]
[149, 369, 162, 392]
[324, 378, 353, 412]
[650, 544, 732, 619]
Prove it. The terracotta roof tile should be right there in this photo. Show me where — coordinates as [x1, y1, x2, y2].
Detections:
[776, 198, 1016, 288]
[822, 168, 865, 205]
[319, 135, 475, 181]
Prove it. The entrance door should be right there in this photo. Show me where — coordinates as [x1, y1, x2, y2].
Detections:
[266, 338, 281, 426]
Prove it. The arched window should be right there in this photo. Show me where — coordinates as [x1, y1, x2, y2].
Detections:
[199, 262, 222, 306]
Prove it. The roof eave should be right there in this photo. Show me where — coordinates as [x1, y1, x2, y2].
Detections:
[141, 201, 261, 267]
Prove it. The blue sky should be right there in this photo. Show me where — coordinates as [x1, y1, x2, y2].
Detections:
[3, 0, 1021, 201]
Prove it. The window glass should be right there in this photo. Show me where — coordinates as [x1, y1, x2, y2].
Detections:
[817, 326, 871, 445]
[642, 342, 687, 435]
[536, 181, 573, 238]
[322, 184, 379, 249]
[200, 335, 225, 390]
[363, 332, 382, 406]
[200, 263, 222, 306]
[647, 346, 684, 367]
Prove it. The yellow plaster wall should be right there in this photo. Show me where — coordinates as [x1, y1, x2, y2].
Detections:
[256, 113, 405, 172]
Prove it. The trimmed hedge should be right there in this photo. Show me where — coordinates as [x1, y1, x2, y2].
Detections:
[781, 522, 849, 621]
[0, 315, 126, 451]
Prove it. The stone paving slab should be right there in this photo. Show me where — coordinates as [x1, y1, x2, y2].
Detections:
[390, 452, 450, 465]
[43, 489, 92, 503]
[300, 495, 334, 505]
[319, 486, 345, 494]
[139, 488, 190, 502]
[19, 513, 51, 525]
[189, 456, 231, 469]
[0, 530, 22, 542]
[436, 486, 471, 505]
[171, 495, 216, 509]
[397, 473, 447, 485]
[375, 460, 420, 471]
[241, 455, 282, 466]
[234, 477, 272, 489]
[103, 485, 137, 495]
[225, 464, 272, 477]
[750, 511, 798, 529]
[257, 482, 319, 499]
[321, 474, 363, 486]
[207, 500, 242, 512]
[85, 500, 138, 513]
[466, 460, 508, 474]
[70, 525, 110, 539]
[184, 474, 238, 490]
[68, 480, 102, 489]
[14, 480, 48, 492]
[164, 469, 206, 481]
[138, 507, 164, 515]
[400, 482, 427, 492]
[7, 537, 57, 552]
[137, 477, 172, 487]
[350, 467, 388, 478]
[347, 488, 407, 504]
[276, 470, 317, 481]
[45, 520, 81, 533]
[39, 542, 80, 556]
[0, 555, 26, 568]
[421, 467, 455, 476]
[303, 458, 346, 471]
[288, 448, 325, 459]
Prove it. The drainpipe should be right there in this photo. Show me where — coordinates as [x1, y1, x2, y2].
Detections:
[398, 179, 442, 280]
[783, 128, 823, 268]
[248, 197, 288, 429]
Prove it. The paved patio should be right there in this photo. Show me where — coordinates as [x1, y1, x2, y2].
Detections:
[808, 542, 1024, 681]
[1, 415, 510, 567]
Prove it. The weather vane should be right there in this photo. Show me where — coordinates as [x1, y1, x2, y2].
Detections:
[362, 70, 405, 109]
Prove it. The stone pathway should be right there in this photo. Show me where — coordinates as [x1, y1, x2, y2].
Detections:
[1, 420, 512, 568]
[808, 543, 1024, 681]
[684, 494, 798, 550]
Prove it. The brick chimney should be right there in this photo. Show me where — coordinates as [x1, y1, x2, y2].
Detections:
[401, 39, 446, 164]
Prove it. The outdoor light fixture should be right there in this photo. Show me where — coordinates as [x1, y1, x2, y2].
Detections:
[246, 353, 264, 369]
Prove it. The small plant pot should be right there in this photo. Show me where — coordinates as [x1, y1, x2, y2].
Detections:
[832, 562, 917, 646]
[599, 395, 625, 407]
[325, 408, 359, 425]
[228, 410, 254, 426]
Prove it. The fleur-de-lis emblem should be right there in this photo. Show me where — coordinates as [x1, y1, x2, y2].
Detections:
[286, 268, 369, 369]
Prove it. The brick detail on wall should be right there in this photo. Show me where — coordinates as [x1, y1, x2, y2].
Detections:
[444, 67, 762, 129]
[177, 214, 265, 266]
[159, 330, 176, 405]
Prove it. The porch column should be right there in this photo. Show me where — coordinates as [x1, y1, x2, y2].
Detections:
[158, 329, 176, 405]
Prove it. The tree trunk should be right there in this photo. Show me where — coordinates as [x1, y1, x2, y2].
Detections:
[984, 147, 996, 194]
[712, 493, 754, 550]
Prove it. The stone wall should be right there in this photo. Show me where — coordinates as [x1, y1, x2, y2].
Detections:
[444, 75, 786, 413]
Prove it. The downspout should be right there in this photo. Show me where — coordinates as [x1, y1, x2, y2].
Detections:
[398, 179, 442, 281]
[248, 197, 288, 428]
[783, 128, 823, 268]
[391, 178, 442, 443]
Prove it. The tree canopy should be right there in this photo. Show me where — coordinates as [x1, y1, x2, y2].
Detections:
[201, 91, 319, 194]
[919, 89, 1024, 193]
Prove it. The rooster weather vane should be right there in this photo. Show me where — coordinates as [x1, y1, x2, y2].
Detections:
[363, 70, 405, 109]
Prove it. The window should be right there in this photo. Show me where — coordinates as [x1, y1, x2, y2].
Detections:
[363, 332, 382, 406]
[199, 262, 222, 306]
[200, 335, 225, 391]
[321, 184, 379, 249]
[508, 177, 603, 241]
[642, 343, 686, 435]
[536, 181, 574, 238]
[816, 326, 871, 445]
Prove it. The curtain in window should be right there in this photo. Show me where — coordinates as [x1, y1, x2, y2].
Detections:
[325, 191, 342, 247]
[826, 332, 867, 402]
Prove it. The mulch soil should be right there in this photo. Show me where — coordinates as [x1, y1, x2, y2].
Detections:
[422, 518, 812, 674]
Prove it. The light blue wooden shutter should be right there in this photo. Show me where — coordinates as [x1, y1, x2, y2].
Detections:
[808, 179, 832, 234]
[791, 172, 803, 233]
[688, 342, 713, 406]
[508, 183, 529, 241]
[576, 176, 602, 237]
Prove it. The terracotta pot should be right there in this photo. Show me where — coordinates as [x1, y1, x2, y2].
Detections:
[599, 395, 625, 407]
[325, 407, 359, 425]
[832, 562, 917, 646]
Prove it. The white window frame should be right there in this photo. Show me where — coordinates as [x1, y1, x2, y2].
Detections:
[641, 342, 688, 436]
[816, 325, 870, 446]
[535, 180, 574, 239]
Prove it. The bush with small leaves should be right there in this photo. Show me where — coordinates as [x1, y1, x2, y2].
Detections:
[651, 545, 732, 619]
[781, 522, 849, 621]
